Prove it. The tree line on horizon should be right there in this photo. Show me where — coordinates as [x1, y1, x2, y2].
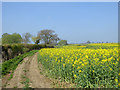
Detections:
[1, 29, 111, 45]
[1, 29, 68, 45]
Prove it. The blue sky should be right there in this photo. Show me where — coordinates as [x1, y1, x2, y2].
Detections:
[2, 2, 118, 43]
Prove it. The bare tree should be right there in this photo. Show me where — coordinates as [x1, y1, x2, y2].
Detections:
[22, 32, 32, 44]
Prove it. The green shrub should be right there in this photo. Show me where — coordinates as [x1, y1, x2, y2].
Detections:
[23, 48, 29, 53]
[2, 44, 47, 61]
[58, 40, 68, 45]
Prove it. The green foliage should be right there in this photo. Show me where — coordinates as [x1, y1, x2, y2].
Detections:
[23, 48, 29, 53]
[58, 40, 68, 45]
[22, 32, 32, 44]
[2, 33, 9, 38]
[8, 72, 13, 80]
[32, 36, 40, 44]
[24, 44, 46, 50]
[35, 39, 40, 44]
[2, 50, 38, 76]
[23, 76, 30, 88]
[2, 33, 22, 44]
[87, 41, 91, 43]
[11, 44, 23, 56]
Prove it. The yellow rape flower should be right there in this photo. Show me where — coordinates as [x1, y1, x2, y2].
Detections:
[74, 74, 77, 78]
[77, 66, 80, 69]
[72, 64, 75, 67]
[118, 83, 120, 86]
[63, 64, 65, 67]
[82, 64, 84, 66]
[115, 79, 118, 83]
[110, 68, 112, 71]
[79, 70, 81, 73]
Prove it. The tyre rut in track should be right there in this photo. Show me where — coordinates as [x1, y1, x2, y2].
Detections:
[4, 52, 52, 88]
[26, 53, 52, 88]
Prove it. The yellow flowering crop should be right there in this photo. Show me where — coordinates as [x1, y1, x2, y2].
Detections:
[38, 43, 118, 88]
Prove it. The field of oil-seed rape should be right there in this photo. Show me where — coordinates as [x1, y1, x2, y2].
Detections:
[38, 43, 119, 88]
